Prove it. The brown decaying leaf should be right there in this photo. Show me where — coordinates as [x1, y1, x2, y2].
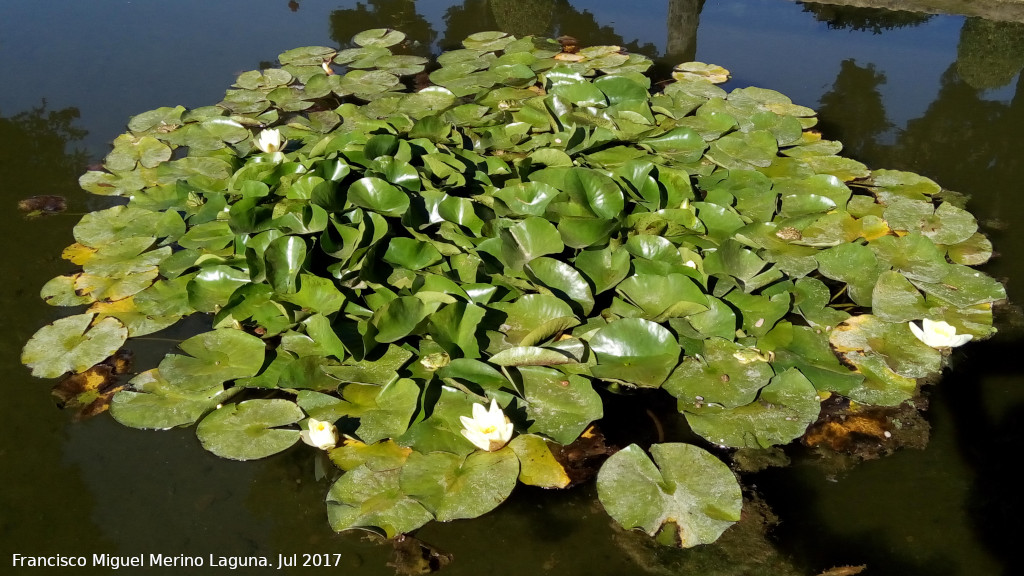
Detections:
[803, 416, 889, 451]
[552, 425, 618, 486]
[18, 195, 67, 216]
[50, 349, 134, 420]
[556, 35, 579, 54]
[388, 535, 452, 576]
[802, 395, 929, 457]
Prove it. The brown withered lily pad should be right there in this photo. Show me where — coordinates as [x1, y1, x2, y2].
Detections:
[552, 425, 618, 486]
[18, 195, 67, 217]
[802, 394, 930, 466]
[388, 535, 453, 576]
[51, 350, 132, 420]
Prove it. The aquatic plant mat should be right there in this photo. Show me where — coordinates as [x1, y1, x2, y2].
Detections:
[22, 28, 1003, 550]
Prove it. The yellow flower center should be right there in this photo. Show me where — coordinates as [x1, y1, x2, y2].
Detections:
[481, 425, 497, 434]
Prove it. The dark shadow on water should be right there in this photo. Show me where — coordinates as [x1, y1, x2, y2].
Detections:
[935, 338, 1024, 576]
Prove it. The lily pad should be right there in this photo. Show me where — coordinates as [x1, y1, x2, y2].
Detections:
[22, 314, 128, 378]
[196, 399, 304, 460]
[683, 369, 820, 448]
[327, 464, 433, 537]
[519, 366, 603, 444]
[508, 434, 570, 488]
[400, 448, 519, 521]
[589, 318, 680, 388]
[663, 337, 774, 409]
[597, 443, 742, 548]
[353, 28, 406, 48]
[111, 369, 238, 430]
[829, 314, 941, 379]
[157, 328, 267, 390]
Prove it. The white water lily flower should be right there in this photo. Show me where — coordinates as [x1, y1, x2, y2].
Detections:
[300, 418, 339, 450]
[460, 398, 514, 452]
[254, 128, 286, 154]
[908, 319, 973, 348]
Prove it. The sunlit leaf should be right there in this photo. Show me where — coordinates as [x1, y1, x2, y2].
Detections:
[22, 314, 128, 378]
[597, 443, 742, 547]
[197, 399, 303, 460]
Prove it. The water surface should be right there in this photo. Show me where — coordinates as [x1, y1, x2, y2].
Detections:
[2, 2, 1021, 574]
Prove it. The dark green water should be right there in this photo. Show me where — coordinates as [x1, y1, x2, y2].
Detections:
[1, 1, 1021, 574]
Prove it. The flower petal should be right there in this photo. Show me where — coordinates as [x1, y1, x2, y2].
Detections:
[909, 321, 927, 345]
[460, 414, 479, 431]
[461, 428, 491, 451]
[950, 333, 973, 347]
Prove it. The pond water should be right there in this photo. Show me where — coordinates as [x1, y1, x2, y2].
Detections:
[2, 1, 1022, 575]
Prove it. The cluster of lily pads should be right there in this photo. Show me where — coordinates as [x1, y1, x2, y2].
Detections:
[22, 29, 1003, 548]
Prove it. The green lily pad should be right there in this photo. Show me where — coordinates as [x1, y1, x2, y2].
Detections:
[947, 232, 993, 266]
[508, 434, 570, 488]
[518, 366, 602, 444]
[397, 386, 480, 457]
[347, 177, 410, 217]
[437, 358, 510, 392]
[327, 464, 433, 537]
[871, 270, 930, 323]
[277, 273, 346, 315]
[816, 242, 882, 306]
[87, 296, 181, 337]
[663, 337, 774, 409]
[829, 314, 941, 379]
[384, 237, 443, 271]
[489, 346, 577, 367]
[496, 216, 565, 270]
[371, 297, 432, 343]
[526, 257, 595, 315]
[343, 378, 420, 444]
[40, 275, 95, 307]
[278, 45, 336, 66]
[683, 368, 820, 448]
[463, 30, 516, 52]
[616, 274, 709, 320]
[400, 448, 519, 521]
[111, 369, 238, 429]
[493, 182, 562, 216]
[574, 245, 631, 294]
[196, 399, 303, 460]
[707, 129, 778, 169]
[157, 328, 267, 390]
[22, 314, 128, 378]
[186, 266, 251, 313]
[910, 264, 1006, 308]
[264, 235, 307, 294]
[429, 302, 487, 358]
[590, 318, 680, 388]
[74, 205, 184, 248]
[838, 351, 919, 406]
[328, 439, 411, 472]
[321, 345, 411, 387]
[597, 443, 742, 548]
[353, 28, 406, 47]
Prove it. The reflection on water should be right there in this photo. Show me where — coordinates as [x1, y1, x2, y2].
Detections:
[958, 18, 1024, 90]
[2, 1, 1023, 574]
[800, 1, 934, 33]
[329, 1, 437, 56]
[0, 103, 112, 559]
